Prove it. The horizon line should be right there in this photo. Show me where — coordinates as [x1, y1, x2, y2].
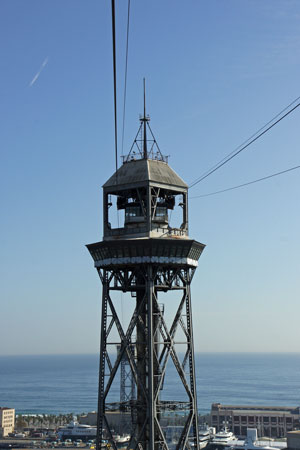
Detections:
[1, 351, 300, 357]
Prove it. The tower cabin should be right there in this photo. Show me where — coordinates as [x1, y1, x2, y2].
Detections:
[103, 85, 188, 242]
[103, 155, 188, 241]
[88, 109, 203, 271]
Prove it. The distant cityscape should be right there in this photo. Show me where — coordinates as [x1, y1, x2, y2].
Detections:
[2, 404, 300, 450]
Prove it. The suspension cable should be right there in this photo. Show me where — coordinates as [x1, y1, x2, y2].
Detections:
[190, 163, 300, 198]
[189, 98, 300, 188]
[111, 0, 118, 175]
[121, 0, 131, 157]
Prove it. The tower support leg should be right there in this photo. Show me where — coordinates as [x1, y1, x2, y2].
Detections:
[96, 270, 108, 450]
[95, 265, 200, 450]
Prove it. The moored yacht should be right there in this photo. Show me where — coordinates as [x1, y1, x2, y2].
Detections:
[57, 421, 97, 440]
[224, 429, 287, 450]
[188, 425, 216, 448]
[198, 425, 216, 449]
[114, 433, 131, 445]
[210, 426, 237, 447]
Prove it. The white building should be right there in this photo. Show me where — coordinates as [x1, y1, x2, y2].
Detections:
[0, 407, 15, 437]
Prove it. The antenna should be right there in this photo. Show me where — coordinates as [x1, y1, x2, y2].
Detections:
[123, 80, 167, 163]
[143, 78, 147, 159]
[143, 78, 146, 119]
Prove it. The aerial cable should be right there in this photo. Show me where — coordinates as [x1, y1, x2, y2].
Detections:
[111, 0, 118, 175]
[190, 94, 300, 186]
[190, 163, 300, 198]
[189, 97, 300, 189]
[120, 0, 130, 329]
[121, 0, 131, 157]
[189, 100, 300, 188]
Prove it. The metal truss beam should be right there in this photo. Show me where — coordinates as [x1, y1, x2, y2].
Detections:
[95, 264, 199, 450]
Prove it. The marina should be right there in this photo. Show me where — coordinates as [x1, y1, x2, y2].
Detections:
[209, 428, 287, 450]
[0, 416, 291, 450]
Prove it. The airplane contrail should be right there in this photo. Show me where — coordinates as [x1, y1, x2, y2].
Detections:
[29, 57, 49, 87]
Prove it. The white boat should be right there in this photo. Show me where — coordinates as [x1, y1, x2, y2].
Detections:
[211, 426, 237, 447]
[57, 421, 97, 440]
[188, 425, 216, 448]
[199, 425, 216, 449]
[225, 429, 287, 450]
[114, 433, 131, 444]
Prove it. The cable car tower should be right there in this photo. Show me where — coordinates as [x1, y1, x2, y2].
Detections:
[87, 94, 205, 450]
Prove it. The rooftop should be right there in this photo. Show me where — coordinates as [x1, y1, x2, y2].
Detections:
[212, 404, 300, 413]
[103, 158, 187, 190]
[230, 409, 295, 415]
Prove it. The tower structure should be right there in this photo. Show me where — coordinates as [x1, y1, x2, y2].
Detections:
[87, 104, 205, 450]
[116, 344, 135, 404]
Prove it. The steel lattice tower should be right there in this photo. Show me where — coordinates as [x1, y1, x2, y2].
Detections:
[87, 108, 205, 450]
[116, 344, 135, 403]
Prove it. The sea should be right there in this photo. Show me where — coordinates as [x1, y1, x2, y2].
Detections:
[0, 353, 300, 415]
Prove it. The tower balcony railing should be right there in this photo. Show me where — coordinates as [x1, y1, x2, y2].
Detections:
[121, 151, 169, 164]
[105, 225, 188, 238]
[106, 226, 148, 237]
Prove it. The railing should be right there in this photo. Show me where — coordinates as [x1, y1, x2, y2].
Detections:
[106, 226, 148, 237]
[105, 225, 188, 238]
[121, 152, 168, 164]
[168, 227, 187, 237]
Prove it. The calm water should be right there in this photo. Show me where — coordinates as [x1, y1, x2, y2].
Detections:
[0, 353, 300, 415]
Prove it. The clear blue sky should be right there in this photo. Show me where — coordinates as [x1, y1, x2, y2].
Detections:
[1, 0, 300, 355]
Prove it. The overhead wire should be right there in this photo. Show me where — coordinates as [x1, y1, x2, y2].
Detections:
[189, 97, 300, 189]
[190, 94, 300, 185]
[111, 4, 300, 207]
[111, 0, 118, 175]
[112, 1, 131, 323]
[121, 0, 131, 157]
[121, 0, 131, 327]
[190, 163, 300, 198]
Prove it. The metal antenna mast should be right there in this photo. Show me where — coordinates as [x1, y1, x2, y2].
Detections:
[142, 78, 148, 159]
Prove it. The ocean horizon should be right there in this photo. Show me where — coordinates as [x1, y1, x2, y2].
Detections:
[1, 352, 300, 415]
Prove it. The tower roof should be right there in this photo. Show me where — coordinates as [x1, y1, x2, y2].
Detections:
[103, 158, 188, 190]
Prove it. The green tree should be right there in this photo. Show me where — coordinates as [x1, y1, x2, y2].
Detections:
[16, 414, 27, 430]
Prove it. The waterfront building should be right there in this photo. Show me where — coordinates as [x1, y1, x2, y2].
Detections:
[79, 411, 132, 435]
[287, 430, 300, 450]
[0, 407, 15, 437]
[79, 412, 97, 426]
[210, 403, 300, 438]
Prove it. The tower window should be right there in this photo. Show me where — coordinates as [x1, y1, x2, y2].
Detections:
[125, 205, 142, 218]
[155, 206, 167, 218]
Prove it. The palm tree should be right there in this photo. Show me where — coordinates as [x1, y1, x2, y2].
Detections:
[34, 416, 40, 427]
[66, 413, 74, 423]
[16, 414, 27, 430]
